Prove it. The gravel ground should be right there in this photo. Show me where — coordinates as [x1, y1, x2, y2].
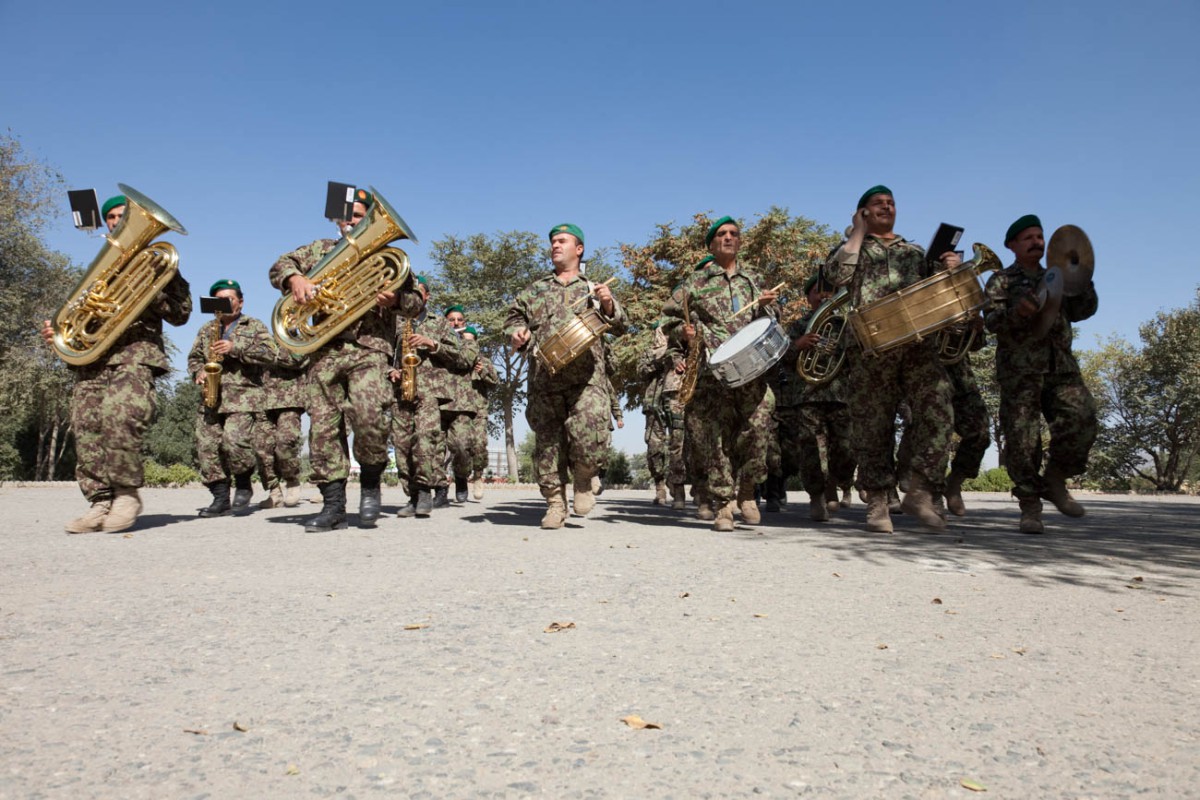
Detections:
[1, 485, 1197, 799]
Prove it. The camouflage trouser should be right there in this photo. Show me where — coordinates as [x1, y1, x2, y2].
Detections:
[527, 379, 610, 492]
[469, 413, 489, 475]
[308, 342, 392, 483]
[196, 408, 258, 484]
[688, 375, 775, 505]
[254, 407, 303, 490]
[663, 396, 686, 486]
[392, 395, 447, 489]
[785, 402, 856, 495]
[645, 411, 668, 482]
[72, 363, 156, 502]
[683, 403, 703, 491]
[441, 410, 476, 480]
[848, 342, 953, 493]
[950, 386, 990, 480]
[999, 372, 1097, 498]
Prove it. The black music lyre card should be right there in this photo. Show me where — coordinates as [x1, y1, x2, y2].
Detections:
[324, 181, 356, 222]
[68, 189, 101, 230]
[928, 223, 964, 261]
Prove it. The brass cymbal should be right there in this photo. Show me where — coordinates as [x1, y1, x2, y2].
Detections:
[1032, 266, 1065, 337]
[1046, 224, 1094, 297]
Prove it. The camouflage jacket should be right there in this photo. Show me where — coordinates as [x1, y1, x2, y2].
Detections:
[504, 272, 627, 391]
[469, 356, 499, 416]
[82, 272, 192, 375]
[661, 259, 777, 361]
[984, 263, 1098, 380]
[260, 350, 309, 411]
[824, 234, 938, 308]
[269, 237, 423, 358]
[186, 315, 277, 413]
[439, 328, 480, 414]
[773, 308, 847, 407]
[636, 327, 684, 413]
[396, 313, 479, 404]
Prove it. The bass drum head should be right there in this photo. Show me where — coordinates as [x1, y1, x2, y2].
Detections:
[710, 316, 772, 365]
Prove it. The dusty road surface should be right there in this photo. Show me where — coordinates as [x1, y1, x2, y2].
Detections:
[2, 485, 1197, 799]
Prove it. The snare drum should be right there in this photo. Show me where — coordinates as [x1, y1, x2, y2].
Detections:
[847, 265, 985, 357]
[708, 316, 788, 388]
[533, 307, 610, 376]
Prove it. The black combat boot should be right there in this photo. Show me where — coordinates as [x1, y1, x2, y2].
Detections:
[199, 480, 232, 517]
[359, 463, 385, 527]
[231, 472, 254, 514]
[415, 486, 434, 517]
[432, 485, 450, 509]
[396, 482, 418, 518]
[305, 480, 348, 532]
[454, 476, 469, 504]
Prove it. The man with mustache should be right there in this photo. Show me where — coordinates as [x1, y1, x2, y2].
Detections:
[984, 215, 1098, 534]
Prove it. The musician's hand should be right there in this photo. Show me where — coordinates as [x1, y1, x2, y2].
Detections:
[1016, 293, 1040, 318]
[511, 327, 531, 350]
[473, 360, 484, 375]
[793, 333, 821, 352]
[616, 419, 624, 429]
[673, 359, 686, 374]
[594, 283, 615, 316]
[387, 368, 401, 383]
[40, 320, 54, 346]
[940, 250, 963, 270]
[376, 290, 397, 308]
[849, 207, 869, 238]
[969, 313, 985, 333]
[683, 323, 697, 343]
[211, 339, 233, 356]
[194, 371, 205, 386]
[408, 333, 436, 350]
[288, 275, 318, 305]
[757, 288, 777, 308]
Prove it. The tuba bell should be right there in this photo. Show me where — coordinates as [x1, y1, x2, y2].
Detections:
[796, 287, 850, 385]
[272, 187, 417, 355]
[51, 184, 187, 366]
[933, 242, 1003, 363]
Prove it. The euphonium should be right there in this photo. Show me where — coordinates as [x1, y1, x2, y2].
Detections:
[677, 293, 701, 407]
[796, 287, 850, 385]
[51, 184, 187, 366]
[934, 242, 1003, 364]
[399, 317, 419, 402]
[272, 187, 417, 355]
[202, 319, 224, 409]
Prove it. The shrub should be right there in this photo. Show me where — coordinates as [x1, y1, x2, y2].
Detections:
[962, 467, 1014, 493]
[143, 460, 201, 487]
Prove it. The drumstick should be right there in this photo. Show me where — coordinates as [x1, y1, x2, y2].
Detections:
[732, 282, 786, 318]
[569, 276, 618, 309]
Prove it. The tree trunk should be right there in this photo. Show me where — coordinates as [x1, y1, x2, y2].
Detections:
[504, 402, 518, 480]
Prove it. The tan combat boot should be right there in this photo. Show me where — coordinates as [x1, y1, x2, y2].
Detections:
[1019, 496, 1045, 534]
[101, 489, 142, 533]
[670, 483, 686, 510]
[696, 486, 715, 521]
[713, 500, 736, 532]
[64, 499, 111, 534]
[283, 480, 301, 507]
[259, 484, 284, 508]
[573, 467, 597, 516]
[824, 478, 840, 514]
[865, 490, 894, 533]
[944, 471, 967, 517]
[472, 472, 485, 500]
[809, 493, 830, 522]
[1042, 466, 1085, 517]
[900, 480, 947, 531]
[840, 487, 852, 508]
[737, 480, 761, 525]
[653, 480, 668, 506]
[887, 487, 902, 515]
[541, 486, 568, 529]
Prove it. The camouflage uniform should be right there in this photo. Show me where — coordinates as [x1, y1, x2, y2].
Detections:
[468, 357, 499, 477]
[269, 238, 423, 483]
[439, 329, 480, 483]
[778, 309, 856, 497]
[663, 260, 776, 508]
[984, 263, 1098, 498]
[71, 273, 192, 502]
[504, 274, 626, 494]
[253, 353, 308, 491]
[391, 314, 478, 490]
[944, 343, 991, 482]
[187, 315, 277, 483]
[825, 235, 953, 493]
[637, 327, 686, 487]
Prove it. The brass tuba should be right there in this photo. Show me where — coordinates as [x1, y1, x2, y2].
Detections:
[272, 187, 417, 355]
[934, 242, 1003, 364]
[796, 287, 850, 385]
[51, 184, 187, 366]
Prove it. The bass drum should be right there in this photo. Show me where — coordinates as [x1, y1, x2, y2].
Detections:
[847, 265, 985, 356]
[708, 316, 788, 388]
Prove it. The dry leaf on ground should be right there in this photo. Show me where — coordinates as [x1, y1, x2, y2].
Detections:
[960, 778, 987, 791]
[403, 624, 427, 630]
[876, 644, 888, 650]
[183, 729, 208, 735]
[620, 715, 662, 729]
[544, 622, 576, 633]
[233, 721, 248, 732]
[931, 598, 943, 605]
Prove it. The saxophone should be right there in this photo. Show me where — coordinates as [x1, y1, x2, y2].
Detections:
[677, 293, 701, 407]
[399, 316, 419, 402]
[202, 319, 224, 409]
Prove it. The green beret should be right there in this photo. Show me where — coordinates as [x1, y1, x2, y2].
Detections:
[463, 325, 479, 336]
[1005, 214, 1042, 244]
[705, 216, 737, 247]
[209, 279, 242, 296]
[443, 304, 464, 316]
[856, 185, 893, 209]
[415, 274, 427, 285]
[803, 274, 820, 295]
[101, 195, 127, 217]
[549, 223, 584, 246]
[353, 188, 373, 208]
[695, 255, 716, 270]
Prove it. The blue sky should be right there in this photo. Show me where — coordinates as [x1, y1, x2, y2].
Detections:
[3, 0, 1197, 456]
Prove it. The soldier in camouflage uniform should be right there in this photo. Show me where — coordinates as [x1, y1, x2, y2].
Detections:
[269, 187, 423, 531]
[464, 326, 498, 499]
[940, 320, 991, 517]
[505, 223, 626, 530]
[253, 349, 308, 509]
[985, 214, 1098, 534]
[41, 194, 192, 534]
[825, 186, 957, 533]
[438, 304, 479, 504]
[778, 273, 857, 521]
[662, 216, 779, 532]
[188, 279, 278, 516]
[391, 280, 480, 516]
[638, 324, 687, 508]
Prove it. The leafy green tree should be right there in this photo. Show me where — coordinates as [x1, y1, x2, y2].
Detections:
[144, 379, 201, 468]
[603, 448, 632, 486]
